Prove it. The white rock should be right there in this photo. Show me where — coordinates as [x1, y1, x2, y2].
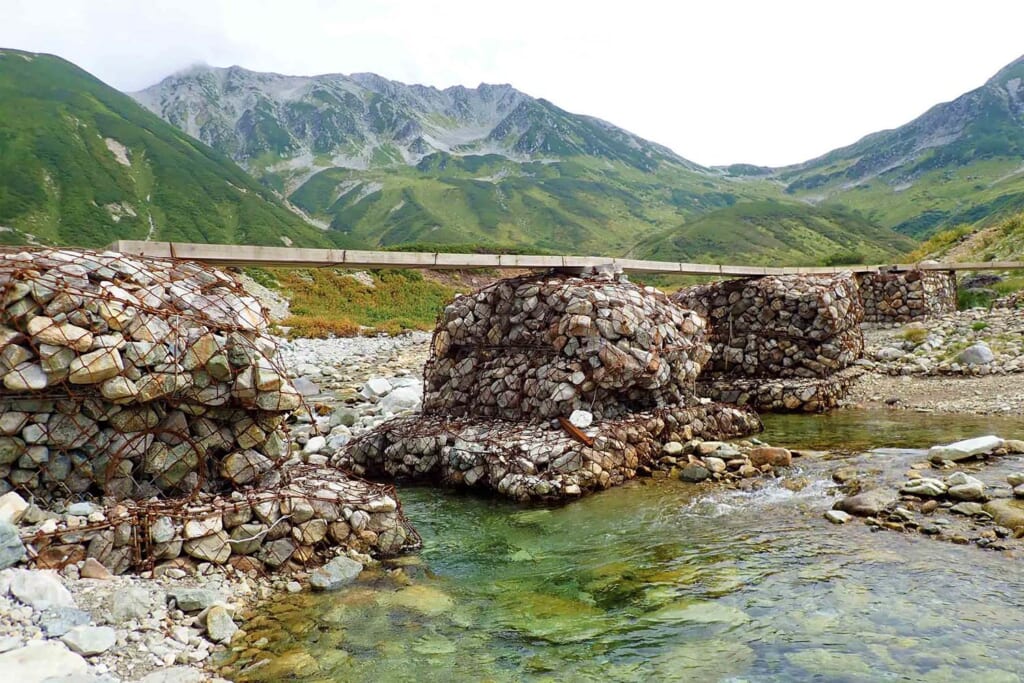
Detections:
[0, 491, 29, 525]
[0, 641, 89, 682]
[361, 377, 393, 398]
[568, 410, 593, 429]
[61, 625, 117, 656]
[303, 436, 327, 455]
[928, 435, 1004, 463]
[9, 569, 75, 609]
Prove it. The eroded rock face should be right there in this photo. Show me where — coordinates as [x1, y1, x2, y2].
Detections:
[423, 272, 712, 422]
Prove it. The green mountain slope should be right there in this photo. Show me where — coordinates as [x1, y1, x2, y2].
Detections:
[0, 48, 333, 248]
[775, 55, 1024, 238]
[635, 201, 916, 265]
[132, 64, 793, 255]
[288, 153, 784, 254]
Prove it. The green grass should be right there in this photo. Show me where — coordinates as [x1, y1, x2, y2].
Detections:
[273, 267, 461, 337]
[634, 201, 914, 266]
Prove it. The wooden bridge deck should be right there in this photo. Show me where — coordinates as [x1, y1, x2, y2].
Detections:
[107, 241, 1024, 276]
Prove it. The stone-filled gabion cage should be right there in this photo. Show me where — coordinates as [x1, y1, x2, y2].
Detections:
[672, 273, 864, 380]
[0, 248, 417, 573]
[423, 272, 713, 421]
[671, 273, 866, 412]
[855, 269, 957, 323]
[343, 271, 762, 501]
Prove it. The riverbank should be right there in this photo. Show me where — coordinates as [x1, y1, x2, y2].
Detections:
[4, 307, 1021, 683]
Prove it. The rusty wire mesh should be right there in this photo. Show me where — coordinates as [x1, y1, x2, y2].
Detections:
[0, 246, 419, 572]
[421, 271, 712, 422]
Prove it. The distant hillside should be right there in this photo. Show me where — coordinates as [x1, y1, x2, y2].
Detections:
[0, 48, 332, 248]
[132, 64, 795, 255]
[775, 55, 1024, 238]
[636, 201, 916, 265]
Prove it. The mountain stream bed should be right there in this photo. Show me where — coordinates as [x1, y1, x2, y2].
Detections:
[218, 409, 1024, 682]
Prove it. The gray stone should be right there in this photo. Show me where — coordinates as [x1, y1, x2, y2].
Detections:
[900, 478, 947, 497]
[39, 606, 92, 637]
[0, 521, 25, 568]
[166, 588, 223, 612]
[9, 569, 74, 609]
[229, 523, 268, 555]
[834, 489, 898, 517]
[380, 386, 422, 414]
[66, 502, 98, 517]
[291, 376, 321, 397]
[309, 555, 364, 591]
[950, 502, 985, 516]
[679, 464, 711, 483]
[258, 538, 295, 567]
[107, 585, 151, 622]
[362, 377, 393, 398]
[183, 530, 231, 564]
[957, 342, 994, 366]
[203, 604, 238, 643]
[61, 626, 116, 656]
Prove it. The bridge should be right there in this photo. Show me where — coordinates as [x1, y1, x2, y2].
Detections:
[107, 240, 1024, 276]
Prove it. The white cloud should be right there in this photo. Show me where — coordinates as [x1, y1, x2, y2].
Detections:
[2, 0, 1022, 166]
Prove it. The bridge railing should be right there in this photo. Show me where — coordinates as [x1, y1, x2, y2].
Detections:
[106, 240, 1024, 276]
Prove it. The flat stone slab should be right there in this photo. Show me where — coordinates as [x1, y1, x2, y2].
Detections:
[929, 435, 1004, 463]
[0, 641, 89, 682]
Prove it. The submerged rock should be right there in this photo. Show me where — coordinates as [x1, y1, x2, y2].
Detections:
[834, 489, 897, 517]
[310, 555, 364, 591]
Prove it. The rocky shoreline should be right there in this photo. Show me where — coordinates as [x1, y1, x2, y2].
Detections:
[1, 270, 1021, 682]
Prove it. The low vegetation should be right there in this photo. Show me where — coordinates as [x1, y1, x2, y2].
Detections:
[270, 267, 461, 338]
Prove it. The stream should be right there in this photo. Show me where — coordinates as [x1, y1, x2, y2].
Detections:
[221, 409, 1024, 682]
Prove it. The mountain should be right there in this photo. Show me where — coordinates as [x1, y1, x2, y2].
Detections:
[132, 65, 791, 255]
[775, 55, 1024, 239]
[0, 48, 333, 248]
[635, 201, 915, 266]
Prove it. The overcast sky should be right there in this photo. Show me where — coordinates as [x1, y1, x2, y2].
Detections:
[3, 0, 1023, 166]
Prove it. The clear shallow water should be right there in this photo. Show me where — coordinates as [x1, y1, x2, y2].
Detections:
[224, 410, 1024, 682]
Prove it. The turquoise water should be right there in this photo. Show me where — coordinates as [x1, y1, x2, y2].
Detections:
[223, 410, 1024, 682]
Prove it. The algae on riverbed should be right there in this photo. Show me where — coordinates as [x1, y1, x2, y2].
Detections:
[222, 410, 1024, 682]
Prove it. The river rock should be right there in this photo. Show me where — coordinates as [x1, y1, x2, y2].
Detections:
[203, 604, 238, 643]
[61, 625, 116, 656]
[946, 472, 985, 501]
[108, 585, 151, 621]
[166, 588, 223, 612]
[0, 521, 25, 568]
[834, 489, 898, 517]
[928, 435, 1004, 463]
[0, 641, 90, 682]
[380, 386, 421, 415]
[679, 464, 711, 483]
[957, 343, 994, 366]
[362, 377, 393, 398]
[9, 569, 74, 609]
[901, 477, 947, 497]
[748, 446, 792, 468]
[824, 510, 851, 524]
[183, 530, 231, 564]
[309, 555, 364, 591]
[982, 500, 1024, 535]
[39, 606, 92, 637]
[0, 491, 28, 524]
[569, 410, 593, 429]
